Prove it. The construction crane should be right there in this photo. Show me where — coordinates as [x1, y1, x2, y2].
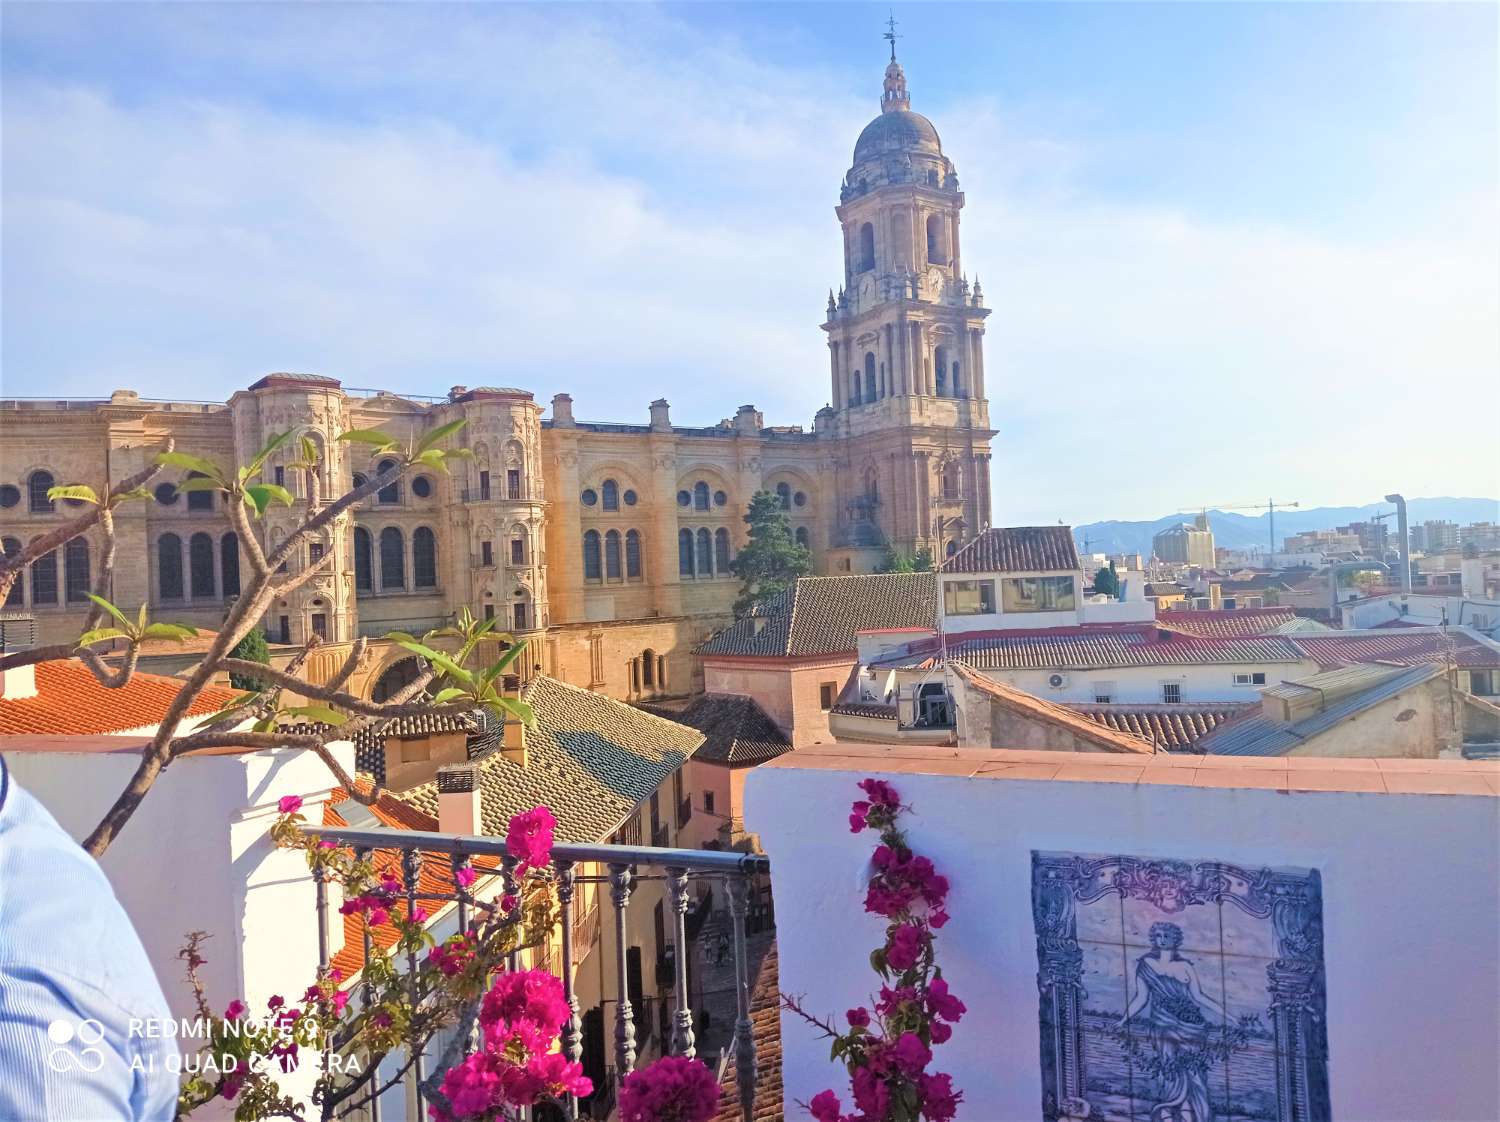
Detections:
[1179, 499, 1300, 561]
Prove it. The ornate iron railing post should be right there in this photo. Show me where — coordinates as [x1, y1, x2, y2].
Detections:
[667, 866, 696, 1058]
[401, 846, 426, 1116]
[313, 861, 330, 978]
[449, 852, 471, 934]
[556, 860, 584, 1121]
[355, 845, 382, 1122]
[501, 853, 522, 971]
[728, 873, 756, 1122]
[609, 862, 638, 1076]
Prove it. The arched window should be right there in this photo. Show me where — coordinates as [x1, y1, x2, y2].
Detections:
[602, 479, 619, 511]
[678, 529, 694, 577]
[642, 648, 656, 687]
[190, 533, 215, 598]
[864, 468, 879, 501]
[158, 534, 183, 600]
[353, 527, 373, 593]
[28, 470, 55, 514]
[377, 459, 401, 505]
[776, 482, 792, 511]
[379, 527, 405, 589]
[942, 461, 961, 500]
[951, 361, 962, 397]
[413, 527, 437, 589]
[946, 540, 958, 557]
[221, 532, 241, 598]
[30, 547, 58, 605]
[510, 530, 527, 566]
[693, 481, 710, 511]
[696, 528, 713, 576]
[605, 530, 622, 579]
[934, 346, 948, 396]
[625, 530, 642, 579]
[795, 526, 810, 548]
[583, 530, 602, 581]
[714, 528, 731, 573]
[64, 539, 90, 602]
[857, 222, 875, 272]
[851, 370, 862, 406]
[2, 538, 22, 607]
[865, 352, 877, 399]
[926, 214, 947, 264]
[186, 471, 215, 512]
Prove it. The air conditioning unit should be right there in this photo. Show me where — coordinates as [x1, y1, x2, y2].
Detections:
[1047, 673, 1070, 690]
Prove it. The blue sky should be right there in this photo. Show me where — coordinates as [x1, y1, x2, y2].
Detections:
[3, 3, 1495, 523]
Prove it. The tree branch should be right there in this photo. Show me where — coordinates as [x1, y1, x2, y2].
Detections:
[216, 659, 465, 718]
[263, 462, 406, 575]
[227, 490, 271, 580]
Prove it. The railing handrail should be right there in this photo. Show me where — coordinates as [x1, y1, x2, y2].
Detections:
[303, 823, 770, 875]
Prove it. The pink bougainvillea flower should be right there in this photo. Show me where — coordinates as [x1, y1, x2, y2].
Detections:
[222, 999, 246, 1021]
[500, 894, 519, 913]
[409, 905, 429, 924]
[810, 1089, 844, 1122]
[918, 1071, 962, 1121]
[505, 806, 556, 871]
[930, 1019, 953, 1044]
[886, 923, 925, 972]
[846, 1007, 870, 1029]
[277, 795, 303, 815]
[891, 1031, 932, 1076]
[618, 1054, 721, 1122]
[453, 864, 477, 888]
[926, 977, 966, 1023]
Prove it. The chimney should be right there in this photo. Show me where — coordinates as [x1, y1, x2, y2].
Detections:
[436, 764, 482, 836]
[734, 404, 762, 434]
[500, 716, 527, 767]
[649, 398, 672, 432]
[551, 393, 575, 427]
[1209, 583, 1222, 610]
[0, 614, 38, 700]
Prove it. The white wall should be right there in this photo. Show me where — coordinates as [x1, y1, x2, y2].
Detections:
[896, 660, 1318, 706]
[942, 570, 1082, 636]
[7, 744, 349, 1036]
[747, 763, 1500, 1122]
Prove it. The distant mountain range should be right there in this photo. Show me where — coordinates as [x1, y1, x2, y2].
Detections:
[1074, 497, 1499, 558]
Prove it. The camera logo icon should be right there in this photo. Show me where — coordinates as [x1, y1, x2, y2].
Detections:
[46, 1018, 106, 1074]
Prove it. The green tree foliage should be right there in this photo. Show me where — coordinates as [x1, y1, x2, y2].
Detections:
[1093, 564, 1120, 598]
[732, 490, 812, 616]
[227, 627, 271, 691]
[879, 546, 935, 573]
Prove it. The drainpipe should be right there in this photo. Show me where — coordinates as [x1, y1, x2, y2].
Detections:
[1384, 493, 1412, 596]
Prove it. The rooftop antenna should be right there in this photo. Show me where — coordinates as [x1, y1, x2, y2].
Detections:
[884, 10, 901, 59]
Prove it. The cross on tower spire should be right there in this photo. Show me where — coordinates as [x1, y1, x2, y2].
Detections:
[884, 11, 901, 60]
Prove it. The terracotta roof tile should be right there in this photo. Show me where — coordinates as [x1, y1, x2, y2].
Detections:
[1065, 703, 1257, 750]
[884, 625, 1308, 673]
[1156, 608, 1300, 638]
[698, 573, 937, 659]
[954, 665, 1154, 753]
[646, 694, 791, 766]
[941, 526, 1078, 575]
[0, 659, 241, 736]
[1291, 629, 1500, 670]
[715, 940, 782, 1122]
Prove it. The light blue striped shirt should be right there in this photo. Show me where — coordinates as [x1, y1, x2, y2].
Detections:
[0, 755, 179, 1121]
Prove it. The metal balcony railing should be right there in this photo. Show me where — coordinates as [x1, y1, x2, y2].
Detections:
[302, 823, 769, 1122]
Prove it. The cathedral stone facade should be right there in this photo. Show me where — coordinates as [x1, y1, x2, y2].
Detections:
[0, 52, 994, 704]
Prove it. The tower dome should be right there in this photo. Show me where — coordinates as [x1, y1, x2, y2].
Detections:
[844, 47, 954, 195]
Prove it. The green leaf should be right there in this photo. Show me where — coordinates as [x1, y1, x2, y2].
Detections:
[280, 705, 348, 726]
[440, 447, 474, 461]
[382, 630, 419, 645]
[241, 430, 297, 481]
[252, 716, 278, 733]
[243, 483, 295, 517]
[140, 622, 198, 642]
[137, 602, 149, 632]
[394, 640, 472, 687]
[198, 692, 262, 725]
[429, 687, 469, 705]
[412, 449, 450, 473]
[110, 486, 154, 505]
[414, 418, 467, 454]
[300, 435, 320, 466]
[87, 593, 134, 630]
[76, 628, 128, 648]
[47, 484, 99, 505]
[337, 429, 399, 451]
[175, 476, 223, 494]
[156, 451, 225, 481]
[488, 695, 536, 727]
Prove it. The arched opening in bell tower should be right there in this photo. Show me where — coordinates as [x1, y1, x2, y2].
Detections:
[857, 223, 876, 272]
[926, 214, 948, 265]
[864, 352, 877, 400]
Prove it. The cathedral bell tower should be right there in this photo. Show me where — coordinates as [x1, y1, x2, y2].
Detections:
[821, 38, 994, 571]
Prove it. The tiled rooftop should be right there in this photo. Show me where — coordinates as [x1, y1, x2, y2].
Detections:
[953, 663, 1153, 753]
[762, 742, 1500, 796]
[643, 694, 792, 766]
[0, 660, 241, 736]
[1291, 629, 1500, 670]
[397, 676, 703, 842]
[1066, 702, 1256, 750]
[697, 572, 937, 659]
[884, 625, 1307, 672]
[1156, 607, 1303, 638]
[940, 525, 1078, 574]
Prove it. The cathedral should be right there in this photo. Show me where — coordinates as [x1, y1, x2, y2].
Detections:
[0, 49, 994, 703]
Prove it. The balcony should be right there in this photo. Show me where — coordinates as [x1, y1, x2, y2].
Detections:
[302, 822, 771, 1122]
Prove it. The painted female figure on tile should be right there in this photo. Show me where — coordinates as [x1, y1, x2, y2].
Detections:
[1120, 922, 1226, 1122]
[1031, 851, 1329, 1122]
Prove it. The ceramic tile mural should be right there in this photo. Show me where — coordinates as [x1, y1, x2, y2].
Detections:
[1031, 851, 1330, 1122]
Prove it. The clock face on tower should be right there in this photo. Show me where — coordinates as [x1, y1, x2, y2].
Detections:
[925, 265, 944, 297]
[859, 275, 874, 304]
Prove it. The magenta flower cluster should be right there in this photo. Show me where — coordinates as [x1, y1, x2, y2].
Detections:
[338, 872, 401, 927]
[431, 969, 593, 1120]
[618, 1054, 722, 1122]
[802, 778, 966, 1122]
[506, 806, 557, 873]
